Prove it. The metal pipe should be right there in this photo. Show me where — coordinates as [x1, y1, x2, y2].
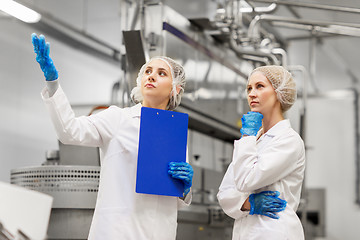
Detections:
[286, 33, 340, 41]
[259, 38, 272, 48]
[215, 0, 277, 29]
[229, 34, 281, 65]
[248, 14, 360, 40]
[271, 48, 288, 67]
[248, 15, 262, 40]
[225, 0, 235, 25]
[316, 25, 360, 38]
[242, 54, 271, 65]
[243, 0, 278, 13]
[252, 3, 277, 13]
[309, 29, 319, 93]
[163, 22, 248, 79]
[264, 16, 360, 29]
[242, 13, 288, 48]
[235, 0, 243, 28]
[275, 22, 360, 38]
[247, 0, 360, 14]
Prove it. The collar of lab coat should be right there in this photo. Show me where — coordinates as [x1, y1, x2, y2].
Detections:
[130, 103, 142, 118]
[258, 119, 291, 138]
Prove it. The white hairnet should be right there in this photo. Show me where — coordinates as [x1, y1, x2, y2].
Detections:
[130, 56, 186, 111]
[249, 65, 296, 112]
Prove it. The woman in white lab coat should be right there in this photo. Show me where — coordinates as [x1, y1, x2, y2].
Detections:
[217, 65, 306, 239]
[31, 33, 193, 240]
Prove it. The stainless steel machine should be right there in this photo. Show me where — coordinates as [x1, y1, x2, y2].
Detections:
[11, 143, 100, 239]
[11, 165, 99, 239]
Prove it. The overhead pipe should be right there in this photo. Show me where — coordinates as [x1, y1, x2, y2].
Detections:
[248, 14, 360, 41]
[285, 33, 341, 41]
[242, 54, 271, 65]
[242, 0, 278, 13]
[246, 0, 360, 14]
[259, 37, 272, 48]
[229, 35, 281, 65]
[213, 0, 235, 29]
[214, 0, 277, 28]
[213, 1, 286, 56]
[271, 48, 288, 68]
[257, 37, 289, 66]
[272, 22, 360, 38]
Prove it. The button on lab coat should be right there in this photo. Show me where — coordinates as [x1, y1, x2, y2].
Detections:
[217, 120, 305, 240]
[41, 85, 191, 240]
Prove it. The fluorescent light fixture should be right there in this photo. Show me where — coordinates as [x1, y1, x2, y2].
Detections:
[0, 0, 41, 23]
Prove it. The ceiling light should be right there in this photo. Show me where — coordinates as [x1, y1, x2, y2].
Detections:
[0, 0, 41, 23]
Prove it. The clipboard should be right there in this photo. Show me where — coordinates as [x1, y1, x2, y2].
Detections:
[136, 107, 189, 197]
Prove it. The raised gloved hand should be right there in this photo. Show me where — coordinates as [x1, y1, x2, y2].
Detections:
[249, 191, 287, 219]
[240, 111, 263, 137]
[168, 162, 193, 196]
[31, 33, 58, 81]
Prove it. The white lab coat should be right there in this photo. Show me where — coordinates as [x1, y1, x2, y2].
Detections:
[217, 120, 305, 240]
[41, 85, 191, 240]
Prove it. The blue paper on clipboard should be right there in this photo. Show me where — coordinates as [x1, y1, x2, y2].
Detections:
[136, 107, 189, 197]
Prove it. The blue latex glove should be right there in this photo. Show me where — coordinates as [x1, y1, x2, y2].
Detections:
[31, 33, 58, 81]
[249, 191, 287, 219]
[168, 162, 193, 196]
[240, 111, 263, 137]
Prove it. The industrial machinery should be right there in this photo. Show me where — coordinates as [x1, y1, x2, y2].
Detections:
[11, 144, 100, 240]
